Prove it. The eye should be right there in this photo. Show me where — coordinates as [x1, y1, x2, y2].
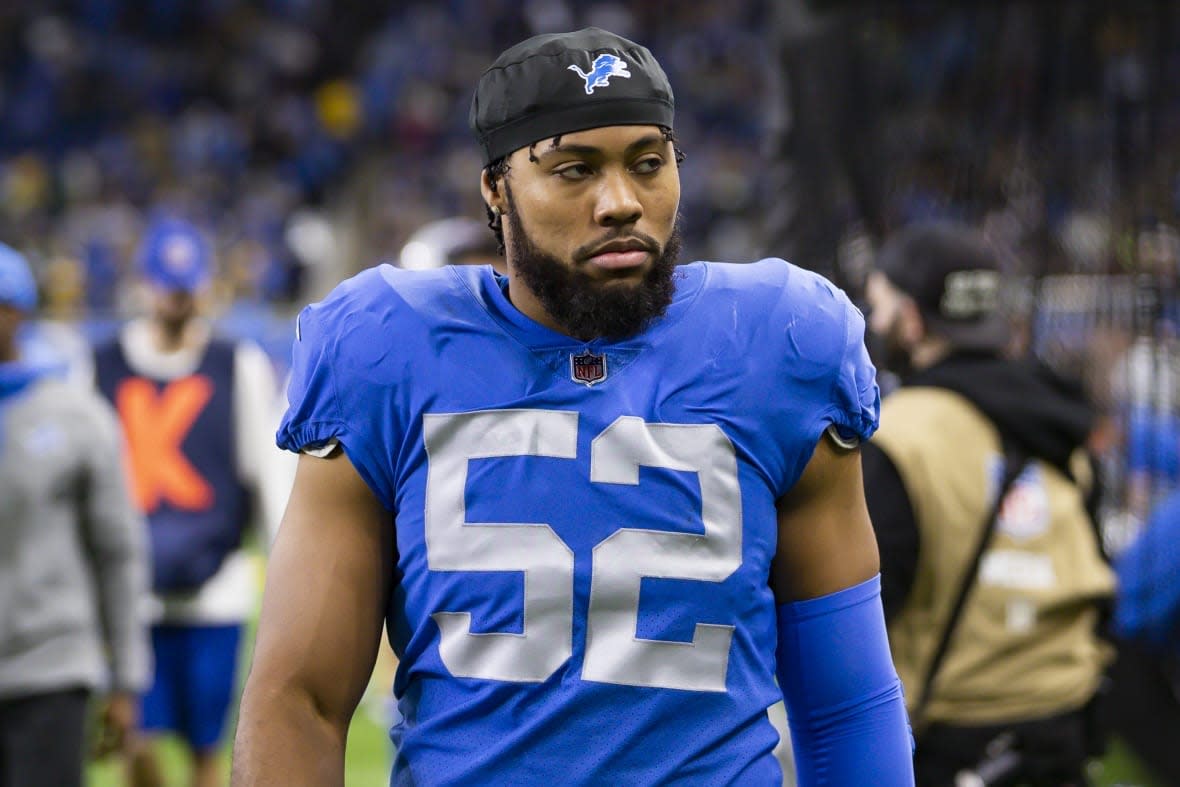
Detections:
[554, 163, 594, 181]
[632, 156, 664, 175]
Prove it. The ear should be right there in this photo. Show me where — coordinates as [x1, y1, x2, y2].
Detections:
[480, 170, 505, 215]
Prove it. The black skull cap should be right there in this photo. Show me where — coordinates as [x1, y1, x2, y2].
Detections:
[470, 27, 675, 166]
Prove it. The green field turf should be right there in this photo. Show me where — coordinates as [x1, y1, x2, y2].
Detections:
[87, 710, 391, 786]
[86, 662, 393, 786]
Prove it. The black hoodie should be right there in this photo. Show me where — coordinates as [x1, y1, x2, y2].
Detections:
[863, 353, 1097, 620]
[904, 353, 1094, 476]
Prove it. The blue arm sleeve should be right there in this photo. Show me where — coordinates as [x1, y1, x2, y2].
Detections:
[777, 574, 915, 786]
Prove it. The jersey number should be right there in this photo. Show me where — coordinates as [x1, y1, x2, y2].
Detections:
[423, 409, 742, 692]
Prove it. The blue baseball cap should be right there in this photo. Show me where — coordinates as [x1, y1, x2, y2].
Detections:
[0, 242, 37, 312]
[138, 218, 212, 292]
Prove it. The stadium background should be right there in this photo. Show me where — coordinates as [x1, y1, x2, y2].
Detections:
[0, 0, 1173, 783]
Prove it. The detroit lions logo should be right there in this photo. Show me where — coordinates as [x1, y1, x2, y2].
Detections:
[568, 53, 631, 95]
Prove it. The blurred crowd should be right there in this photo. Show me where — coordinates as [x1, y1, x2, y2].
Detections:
[1, 1, 1177, 365]
[1, 2, 1177, 298]
[0, 0, 771, 338]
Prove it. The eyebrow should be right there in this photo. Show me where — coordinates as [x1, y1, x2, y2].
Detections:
[537, 133, 667, 161]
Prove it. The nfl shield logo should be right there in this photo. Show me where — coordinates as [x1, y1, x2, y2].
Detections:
[570, 351, 607, 386]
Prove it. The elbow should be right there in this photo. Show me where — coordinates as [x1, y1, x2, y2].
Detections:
[777, 577, 915, 783]
[788, 680, 915, 787]
[790, 678, 904, 736]
[232, 671, 350, 786]
[238, 670, 349, 742]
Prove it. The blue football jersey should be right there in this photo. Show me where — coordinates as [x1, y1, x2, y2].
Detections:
[278, 260, 879, 786]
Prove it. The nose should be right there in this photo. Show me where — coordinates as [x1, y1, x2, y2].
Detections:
[593, 168, 642, 227]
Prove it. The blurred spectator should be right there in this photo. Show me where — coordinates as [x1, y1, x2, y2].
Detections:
[861, 222, 1116, 785]
[1115, 477, 1180, 656]
[0, 242, 150, 787]
[1103, 490, 1180, 783]
[91, 218, 277, 787]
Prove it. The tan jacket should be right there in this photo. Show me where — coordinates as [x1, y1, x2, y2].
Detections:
[873, 387, 1114, 726]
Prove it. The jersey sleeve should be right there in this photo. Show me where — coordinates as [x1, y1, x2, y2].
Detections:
[826, 293, 880, 447]
[758, 260, 881, 493]
[773, 261, 880, 448]
[276, 271, 398, 511]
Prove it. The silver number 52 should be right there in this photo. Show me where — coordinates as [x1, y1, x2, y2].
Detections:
[423, 409, 742, 693]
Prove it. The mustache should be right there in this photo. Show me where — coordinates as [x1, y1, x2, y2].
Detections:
[571, 231, 661, 262]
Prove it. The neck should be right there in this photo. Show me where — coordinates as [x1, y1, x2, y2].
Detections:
[0, 339, 17, 364]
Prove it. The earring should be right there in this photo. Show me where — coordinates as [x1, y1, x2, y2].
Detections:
[491, 206, 502, 218]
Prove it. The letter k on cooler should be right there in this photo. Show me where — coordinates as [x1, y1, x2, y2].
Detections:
[116, 376, 215, 513]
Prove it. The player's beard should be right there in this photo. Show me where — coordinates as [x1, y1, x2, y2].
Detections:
[505, 205, 682, 343]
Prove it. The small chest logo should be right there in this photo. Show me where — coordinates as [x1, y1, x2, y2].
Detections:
[568, 54, 631, 95]
[570, 351, 608, 386]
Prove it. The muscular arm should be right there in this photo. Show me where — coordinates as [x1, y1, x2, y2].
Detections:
[772, 433, 914, 786]
[232, 449, 393, 787]
[772, 432, 879, 602]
